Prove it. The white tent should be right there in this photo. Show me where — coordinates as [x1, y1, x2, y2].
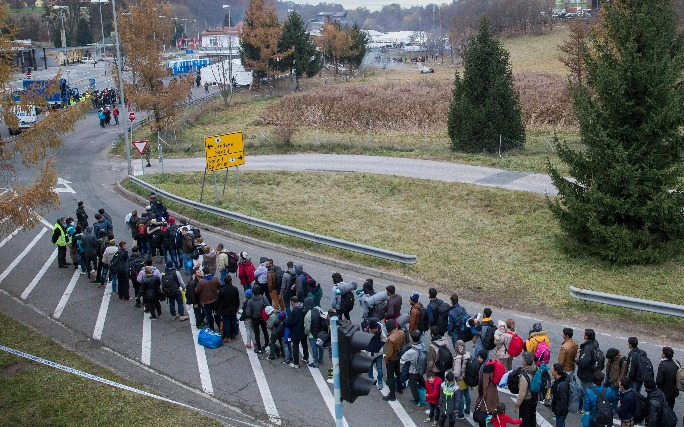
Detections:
[200, 58, 252, 87]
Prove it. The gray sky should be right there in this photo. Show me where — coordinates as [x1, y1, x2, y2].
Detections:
[302, 1, 439, 12]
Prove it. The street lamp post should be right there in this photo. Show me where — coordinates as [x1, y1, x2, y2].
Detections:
[111, 0, 131, 175]
[222, 4, 232, 91]
[53, 6, 69, 66]
[91, 0, 108, 58]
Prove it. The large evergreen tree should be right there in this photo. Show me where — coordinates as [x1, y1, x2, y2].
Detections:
[274, 12, 321, 91]
[548, 0, 684, 264]
[240, 0, 281, 89]
[75, 17, 92, 46]
[341, 24, 368, 71]
[447, 19, 525, 153]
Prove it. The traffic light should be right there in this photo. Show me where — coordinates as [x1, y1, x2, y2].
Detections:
[338, 323, 375, 403]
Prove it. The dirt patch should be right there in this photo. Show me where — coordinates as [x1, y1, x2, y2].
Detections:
[1, 361, 33, 378]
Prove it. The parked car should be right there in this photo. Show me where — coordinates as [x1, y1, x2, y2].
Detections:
[81, 58, 97, 64]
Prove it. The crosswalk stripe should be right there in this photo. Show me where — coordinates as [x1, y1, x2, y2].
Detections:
[306, 363, 350, 427]
[0, 227, 48, 284]
[53, 269, 80, 319]
[93, 281, 113, 340]
[21, 247, 58, 299]
[186, 304, 214, 395]
[0, 227, 22, 249]
[142, 311, 152, 365]
[378, 385, 420, 426]
[238, 321, 281, 425]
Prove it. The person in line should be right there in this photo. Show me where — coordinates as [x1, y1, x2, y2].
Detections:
[185, 267, 204, 326]
[139, 266, 162, 319]
[489, 403, 522, 427]
[453, 339, 472, 419]
[425, 371, 443, 425]
[656, 346, 679, 409]
[383, 319, 406, 401]
[437, 371, 461, 427]
[550, 362, 572, 427]
[616, 376, 637, 427]
[558, 327, 579, 380]
[513, 352, 538, 427]
[52, 217, 70, 268]
[195, 266, 220, 330]
[284, 296, 307, 368]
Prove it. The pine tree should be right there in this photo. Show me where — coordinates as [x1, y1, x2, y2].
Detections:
[548, 0, 684, 263]
[240, 0, 281, 89]
[341, 24, 368, 72]
[447, 19, 525, 153]
[275, 11, 321, 91]
[75, 17, 92, 46]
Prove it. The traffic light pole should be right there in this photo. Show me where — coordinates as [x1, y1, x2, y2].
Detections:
[331, 316, 344, 427]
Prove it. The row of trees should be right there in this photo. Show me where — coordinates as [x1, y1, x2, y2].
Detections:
[240, 0, 367, 90]
[449, 0, 684, 264]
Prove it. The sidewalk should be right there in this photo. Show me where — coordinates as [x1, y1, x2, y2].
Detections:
[129, 153, 558, 195]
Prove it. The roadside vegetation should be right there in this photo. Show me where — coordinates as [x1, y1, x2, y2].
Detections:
[124, 171, 684, 336]
[0, 312, 222, 426]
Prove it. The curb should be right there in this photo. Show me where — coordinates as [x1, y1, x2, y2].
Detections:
[114, 179, 419, 287]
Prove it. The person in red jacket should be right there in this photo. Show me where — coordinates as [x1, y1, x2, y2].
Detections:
[490, 403, 522, 427]
[425, 371, 443, 424]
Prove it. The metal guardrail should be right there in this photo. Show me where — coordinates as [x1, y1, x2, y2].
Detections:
[127, 175, 417, 265]
[569, 286, 684, 317]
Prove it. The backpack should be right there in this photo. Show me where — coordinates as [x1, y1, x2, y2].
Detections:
[507, 367, 526, 394]
[109, 250, 125, 274]
[340, 290, 355, 313]
[567, 380, 584, 413]
[530, 367, 551, 400]
[417, 306, 429, 332]
[161, 269, 179, 297]
[261, 308, 269, 323]
[301, 272, 316, 288]
[76, 236, 85, 254]
[457, 313, 473, 342]
[591, 387, 614, 425]
[675, 360, 684, 392]
[592, 347, 606, 372]
[435, 301, 451, 335]
[127, 256, 143, 279]
[273, 267, 284, 293]
[636, 349, 654, 382]
[464, 357, 480, 387]
[481, 321, 496, 351]
[535, 341, 551, 366]
[507, 332, 524, 357]
[137, 222, 147, 237]
[434, 344, 453, 372]
[226, 251, 238, 273]
[660, 400, 678, 427]
[633, 392, 647, 424]
[415, 347, 428, 376]
[487, 359, 506, 385]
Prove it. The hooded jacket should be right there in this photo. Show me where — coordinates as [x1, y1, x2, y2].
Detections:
[400, 342, 426, 375]
[425, 375, 443, 405]
[525, 330, 551, 355]
[331, 281, 356, 310]
[606, 349, 628, 384]
[237, 258, 255, 286]
[285, 302, 306, 341]
[408, 302, 423, 332]
[245, 293, 268, 319]
[438, 380, 461, 417]
[427, 337, 450, 373]
[304, 297, 324, 338]
[551, 371, 572, 416]
[616, 388, 636, 421]
[494, 325, 514, 359]
[453, 340, 472, 380]
[82, 226, 99, 258]
[577, 338, 600, 383]
[216, 281, 240, 316]
[140, 274, 161, 301]
[384, 293, 402, 320]
[306, 283, 323, 307]
[364, 327, 386, 356]
[293, 264, 305, 299]
[195, 274, 220, 304]
[645, 387, 667, 427]
[202, 249, 217, 275]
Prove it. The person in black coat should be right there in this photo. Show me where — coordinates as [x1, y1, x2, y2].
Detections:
[285, 296, 309, 368]
[576, 328, 600, 391]
[186, 267, 204, 326]
[139, 267, 162, 319]
[550, 363, 571, 427]
[644, 378, 668, 427]
[217, 275, 240, 342]
[656, 346, 680, 409]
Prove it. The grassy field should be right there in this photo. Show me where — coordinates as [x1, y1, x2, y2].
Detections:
[0, 312, 223, 426]
[126, 172, 684, 334]
[113, 25, 579, 175]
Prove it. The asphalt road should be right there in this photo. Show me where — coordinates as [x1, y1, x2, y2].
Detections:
[1, 90, 683, 426]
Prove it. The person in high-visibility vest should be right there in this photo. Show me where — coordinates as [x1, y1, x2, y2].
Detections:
[51, 217, 70, 268]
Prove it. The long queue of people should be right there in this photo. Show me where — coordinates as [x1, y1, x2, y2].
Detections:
[50, 195, 683, 427]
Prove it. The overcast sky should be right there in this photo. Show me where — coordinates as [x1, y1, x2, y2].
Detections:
[301, 1, 440, 12]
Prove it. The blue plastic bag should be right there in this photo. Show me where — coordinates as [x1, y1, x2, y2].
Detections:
[418, 387, 427, 405]
[198, 328, 222, 349]
[185, 258, 193, 270]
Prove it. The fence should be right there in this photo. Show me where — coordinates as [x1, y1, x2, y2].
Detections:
[569, 286, 684, 317]
[127, 176, 417, 265]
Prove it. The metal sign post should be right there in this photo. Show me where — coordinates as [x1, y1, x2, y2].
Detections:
[331, 316, 343, 427]
[203, 131, 245, 204]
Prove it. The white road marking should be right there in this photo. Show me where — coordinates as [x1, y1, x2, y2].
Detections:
[0, 227, 21, 248]
[142, 310, 152, 365]
[93, 281, 113, 340]
[38, 215, 53, 228]
[505, 394, 553, 427]
[53, 177, 76, 194]
[378, 386, 419, 427]
[238, 321, 281, 425]
[0, 227, 48, 284]
[187, 304, 214, 395]
[21, 247, 58, 299]
[53, 269, 80, 319]
[306, 363, 350, 427]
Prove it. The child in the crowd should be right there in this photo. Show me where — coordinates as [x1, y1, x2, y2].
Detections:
[424, 371, 443, 425]
[241, 289, 255, 350]
[438, 371, 461, 427]
[488, 403, 522, 427]
[281, 312, 293, 364]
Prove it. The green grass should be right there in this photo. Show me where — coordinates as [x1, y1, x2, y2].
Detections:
[0, 312, 223, 427]
[504, 25, 571, 75]
[125, 172, 684, 332]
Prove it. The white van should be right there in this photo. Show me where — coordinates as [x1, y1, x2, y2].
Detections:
[8, 105, 38, 136]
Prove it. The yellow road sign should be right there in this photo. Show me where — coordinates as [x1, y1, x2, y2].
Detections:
[204, 132, 245, 172]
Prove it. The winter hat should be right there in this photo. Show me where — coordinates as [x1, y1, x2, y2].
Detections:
[265, 306, 274, 316]
[244, 289, 253, 299]
[498, 320, 505, 328]
[166, 261, 174, 268]
[369, 321, 380, 330]
[477, 349, 489, 361]
[455, 340, 466, 354]
[532, 322, 543, 332]
[240, 251, 248, 260]
[410, 293, 419, 303]
[168, 217, 175, 224]
[278, 311, 286, 320]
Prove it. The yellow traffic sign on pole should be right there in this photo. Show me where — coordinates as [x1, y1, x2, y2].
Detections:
[204, 132, 245, 172]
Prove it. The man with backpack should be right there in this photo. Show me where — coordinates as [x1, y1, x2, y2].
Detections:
[161, 261, 189, 321]
[304, 297, 325, 368]
[266, 259, 285, 311]
[245, 286, 270, 354]
[427, 288, 451, 337]
[330, 273, 356, 321]
[512, 351, 539, 427]
[644, 377, 678, 427]
[280, 261, 296, 315]
[400, 330, 428, 407]
[656, 347, 679, 409]
[195, 266, 220, 331]
[605, 348, 628, 403]
[626, 336, 653, 393]
[550, 362, 572, 427]
[384, 285, 402, 321]
[408, 293, 424, 334]
[427, 325, 452, 381]
[447, 293, 470, 348]
[577, 329, 602, 392]
[364, 321, 386, 391]
[583, 371, 617, 427]
[474, 308, 495, 357]
[112, 242, 130, 301]
[127, 246, 145, 308]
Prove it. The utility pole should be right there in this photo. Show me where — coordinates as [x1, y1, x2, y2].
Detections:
[222, 4, 232, 91]
[53, 6, 69, 66]
[91, 0, 108, 57]
[111, 0, 131, 175]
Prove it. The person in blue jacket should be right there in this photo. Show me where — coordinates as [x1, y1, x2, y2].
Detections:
[582, 371, 617, 427]
[616, 376, 636, 426]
